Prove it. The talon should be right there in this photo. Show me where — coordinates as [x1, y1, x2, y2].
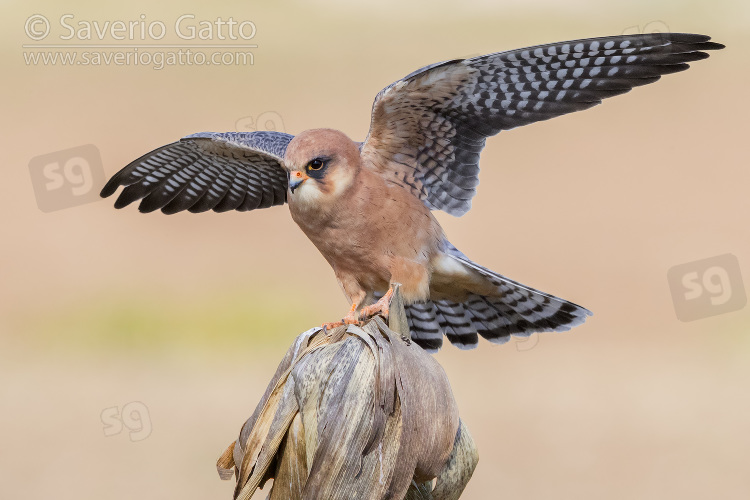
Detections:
[343, 302, 359, 325]
[359, 287, 394, 321]
[322, 302, 359, 331]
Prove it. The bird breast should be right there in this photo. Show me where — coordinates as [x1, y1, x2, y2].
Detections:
[288, 167, 444, 292]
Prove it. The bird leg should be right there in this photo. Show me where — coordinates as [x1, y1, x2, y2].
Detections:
[322, 302, 359, 330]
[359, 287, 394, 321]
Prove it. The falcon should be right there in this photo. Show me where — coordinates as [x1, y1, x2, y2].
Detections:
[101, 33, 722, 351]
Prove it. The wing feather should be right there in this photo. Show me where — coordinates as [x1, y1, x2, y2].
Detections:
[100, 131, 294, 215]
[361, 33, 723, 216]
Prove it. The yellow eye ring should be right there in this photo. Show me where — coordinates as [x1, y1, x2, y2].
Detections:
[308, 159, 324, 171]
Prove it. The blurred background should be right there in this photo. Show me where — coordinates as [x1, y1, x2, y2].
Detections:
[2, 0, 748, 498]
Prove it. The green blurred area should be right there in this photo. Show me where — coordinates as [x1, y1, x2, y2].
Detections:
[6, 289, 320, 352]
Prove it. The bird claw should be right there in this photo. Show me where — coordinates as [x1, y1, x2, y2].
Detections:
[323, 288, 395, 331]
[322, 320, 345, 331]
[322, 305, 360, 331]
[358, 287, 394, 321]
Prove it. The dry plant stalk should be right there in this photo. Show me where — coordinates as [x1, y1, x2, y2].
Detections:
[218, 287, 478, 499]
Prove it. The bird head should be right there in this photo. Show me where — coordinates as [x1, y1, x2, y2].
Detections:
[284, 129, 361, 208]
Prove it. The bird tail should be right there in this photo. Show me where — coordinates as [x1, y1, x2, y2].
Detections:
[403, 243, 592, 352]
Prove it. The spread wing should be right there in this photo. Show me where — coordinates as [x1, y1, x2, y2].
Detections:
[361, 33, 723, 216]
[100, 131, 293, 214]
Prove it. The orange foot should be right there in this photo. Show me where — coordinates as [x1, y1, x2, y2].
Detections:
[322, 302, 359, 330]
[359, 287, 394, 321]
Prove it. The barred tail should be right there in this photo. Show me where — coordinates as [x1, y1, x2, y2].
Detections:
[405, 243, 592, 352]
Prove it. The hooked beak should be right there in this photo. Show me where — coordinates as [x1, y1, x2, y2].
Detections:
[288, 170, 308, 194]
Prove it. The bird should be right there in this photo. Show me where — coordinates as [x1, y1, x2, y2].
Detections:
[101, 32, 723, 352]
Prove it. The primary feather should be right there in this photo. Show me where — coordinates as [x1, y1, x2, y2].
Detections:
[362, 33, 723, 216]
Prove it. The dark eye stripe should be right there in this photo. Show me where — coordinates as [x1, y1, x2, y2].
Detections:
[306, 156, 330, 178]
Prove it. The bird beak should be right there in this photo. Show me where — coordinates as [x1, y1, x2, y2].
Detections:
[289, 170, 308, 194]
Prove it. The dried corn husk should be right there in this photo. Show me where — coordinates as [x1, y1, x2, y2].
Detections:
[218, 286, 478, 499]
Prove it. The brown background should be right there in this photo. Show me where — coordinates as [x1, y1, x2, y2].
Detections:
[2, 0, 748, 498]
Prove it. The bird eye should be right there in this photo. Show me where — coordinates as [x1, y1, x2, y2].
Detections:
[307, 159, 324, 171]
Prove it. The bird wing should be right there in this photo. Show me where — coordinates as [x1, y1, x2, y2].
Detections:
[100, 131, 293, 214]
[360, 33, 723, 216]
